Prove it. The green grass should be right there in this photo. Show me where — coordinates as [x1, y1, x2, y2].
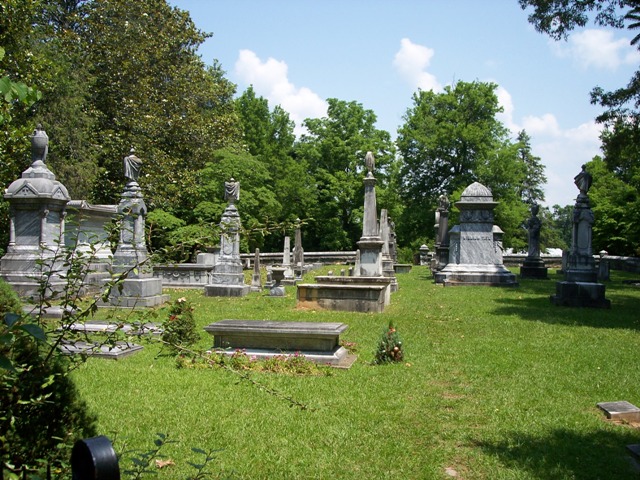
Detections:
[72, 267, 640, 479]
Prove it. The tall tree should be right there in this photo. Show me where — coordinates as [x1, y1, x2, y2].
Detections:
[234, 86, 314, 251]
[295, 98, 396, 251]
[515, 130, 546, 205]
[587, 155, 640, 255]
[78, 0, 241, 211]
[520, 0, 640, 253]
[396, 81, 516, 246]
[397, 81, 509, 201]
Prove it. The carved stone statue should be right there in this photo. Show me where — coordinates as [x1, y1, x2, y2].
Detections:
[574, 164, 592, 196]
[525, 203, 542, 258]
[124, 148, 143, 182]
[224, 178, 240, 204]
[365, 151, 375, 176]
[438, 194, 450, 211]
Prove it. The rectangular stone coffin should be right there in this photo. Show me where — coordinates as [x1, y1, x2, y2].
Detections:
[205, 320, 347, 352]
[296, 282, 388, 313]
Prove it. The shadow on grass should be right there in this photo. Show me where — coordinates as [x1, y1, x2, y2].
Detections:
[473, 426, 640, 479]
[489, 275, 640, 330]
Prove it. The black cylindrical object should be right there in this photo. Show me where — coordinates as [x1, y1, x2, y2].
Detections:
[71, 436, 120, 480]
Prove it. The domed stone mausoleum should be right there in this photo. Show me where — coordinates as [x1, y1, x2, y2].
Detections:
[434, 182, 518, 286]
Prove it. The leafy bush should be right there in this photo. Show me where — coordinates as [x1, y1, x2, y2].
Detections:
[161, 297, 199, 352]
[373, 321, 405, 364]
[0, 278, 21, 317]
[0, 336, 98, 476]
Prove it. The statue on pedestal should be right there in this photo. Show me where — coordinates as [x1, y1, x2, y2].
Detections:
[124, 148, 143, 183]
[224, 178, 240, 204]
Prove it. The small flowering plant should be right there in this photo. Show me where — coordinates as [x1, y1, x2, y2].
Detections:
[373, 321, 404, 364]
[162, 297, 199, 352]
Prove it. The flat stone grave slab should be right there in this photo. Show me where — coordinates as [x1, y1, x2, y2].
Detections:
[597, 401, 640, 422]
[64, 321, 162, 336]
[627, 444, 640, 461]
[204, 320, 356, 368]
[59, 340, 143, 359]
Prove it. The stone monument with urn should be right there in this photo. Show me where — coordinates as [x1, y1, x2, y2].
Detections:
[204, 178, 250, 297]
[550, 165, 610, 307]
[1, 125, 71, 299]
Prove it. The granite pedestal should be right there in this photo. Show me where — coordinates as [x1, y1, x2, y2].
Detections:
[204, 320, 356, 367]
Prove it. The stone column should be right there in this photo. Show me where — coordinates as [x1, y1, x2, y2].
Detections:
[293, 218, 305, 279]
[251, 248, 262, 292]
[357, 152, 384, 277]
[435, 194, 450, 271]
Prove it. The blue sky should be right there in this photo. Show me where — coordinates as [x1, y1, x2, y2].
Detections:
[168, 0, 639, 208]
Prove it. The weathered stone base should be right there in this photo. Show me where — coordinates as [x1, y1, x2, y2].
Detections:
[435, 264, 518, 286]
[204, 320, 355, 367]
[204, 283, 250, 297]
[153, 263, 213, 288]
[1, 278, 68, 302]
[520, 258, 548, 279]
[59, 340, 143, 359]
[297, 282, 389, 313]
[550, 281, 610, 308]
[102, 277, 169, 308]
[394, 264, 413, 274]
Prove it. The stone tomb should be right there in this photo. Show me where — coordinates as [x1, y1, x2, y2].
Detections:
[297, 275, 390, 313]
[204, 320, 356, 367]
[435, 182, 518, 286]
[105, 150, 168, 308]
[1, 126, 71, 299]
[519, 203, 548, 279]
[204, 179, 250, 297]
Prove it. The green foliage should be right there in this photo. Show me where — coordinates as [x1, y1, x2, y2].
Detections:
[146, 209, 187, 256]
[0, 299, 98, 478]
[176, 349, 330, 377]
[0, 278, 21, 318]
[373, 321, 404, 364]
[397, 82, 545, 249]
[162, 297, 199, 353]
[518, 0, 628, 41]
[587, 156, 640, 255]
[295, 98, 398, 250]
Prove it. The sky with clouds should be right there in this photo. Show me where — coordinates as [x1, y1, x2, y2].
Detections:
[169, 0, 639, 208]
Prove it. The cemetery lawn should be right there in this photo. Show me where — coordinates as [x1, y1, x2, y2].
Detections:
[73, 267, 640, 479]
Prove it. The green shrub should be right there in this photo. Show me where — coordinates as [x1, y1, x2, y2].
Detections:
[373, 321, 405, 364]
[161, 297, 200, 352]
[0, 279, 21, 317]
[0, 306, 98, 477]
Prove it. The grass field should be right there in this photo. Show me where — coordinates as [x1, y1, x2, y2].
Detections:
[73, 266, 640, 479]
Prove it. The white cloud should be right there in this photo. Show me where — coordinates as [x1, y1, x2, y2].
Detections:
[551, 29, 640, 70]
[530, 120, 602, 207]
[496, 83, 602, 206]
[393, 38, 442, 92]
[495, 85, 518, 132]
[234, 49, 327, 135]
[522, 113, 561, 137]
